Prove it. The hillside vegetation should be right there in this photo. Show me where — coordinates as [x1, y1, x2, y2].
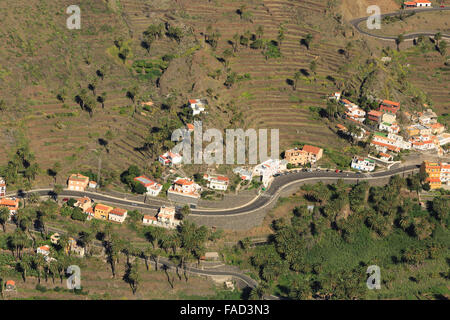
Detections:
[0, 0, 448, 189]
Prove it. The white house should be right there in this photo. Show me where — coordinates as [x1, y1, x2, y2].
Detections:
[381, 113, 396, 124]
[159, 151, 183, 166]
[143, 215, 157, 225]
[351, 157, 375, 172]
[108, 207, 128, 224]
[0, 177, 5, 197]
[414, 1, 432, 7]
[233, 167, 253, 181]
[340, 99, 366, 123]
[441, 163, 450, 184]
[379, 122, 400, 134]
[134, 175, 163, 196]
[410, 135, 437, 151]
[167, 178, 201, 200]
[437, 133, 450, 146]
[157, 206, 180, 228]
[189, 99, 207, 116]
[329, 92, 341, 101]
[203, 174, 229, 191]
[254, 159, 288, 188]
[88, 181, 97, 189]
[37, 245, 52, 261]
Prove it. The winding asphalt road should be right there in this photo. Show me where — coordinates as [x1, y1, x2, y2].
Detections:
[9, 164, 421, 216]
[350, 7, 450, 41]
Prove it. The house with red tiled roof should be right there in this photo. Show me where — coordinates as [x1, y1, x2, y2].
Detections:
[302, 145, 323, 163]
[167, 177, 201, 204]
[379, 100, 400, 115]
[94, 203, 113, 220]
[336, 124, 348, 132]
[189, 99, 207, 116]
[5, 280, 16, 291]
[368, 110, 383, 123]
[108, 207, 128, 224]
[186, 123, 194, 132]
[143, 214, 157, 225]
[378, 152, 393, 161]
[0, 197, 19, 215]
[284, 145, 323, 166]
[74, 197, 92, 213]
[203, 174, 229, 191]
[134, 175, 163, 196]
[159, 151, 183, 166]
[85, 207, 94, 221]
[404, 1, 432, 7]
[37, 245, 51, 258]
[430, 123, 445, 135]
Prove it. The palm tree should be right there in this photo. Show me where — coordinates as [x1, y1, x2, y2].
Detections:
[222, 49, 233, 68]
[256, 25, 264, 39]
[52, 184, 63, 202]
[0, 207, 9, 232]
[249, 281, 269, 300]
[98, 92, 107, 109]
[303, 33, 313, 50]
[150, 247, 162, 271]
[124, 260, 140, 295]
[179, 205, 191, 220]
[19, 253, 33, 282]
[309, 60, 317, 77]
[293, 71, 301, 91]
[395, 34, 404, 51]
[434, 32, 442, 47]
[232, 33, 240, 52]
[79, 230, 94, 256]
[33, 253, 45, 284]
[49, 260, 59, 284]
[345, 41, 353, 59]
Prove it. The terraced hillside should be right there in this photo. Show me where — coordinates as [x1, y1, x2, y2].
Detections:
[0, 0, 447, 189]
[121, 0, 356, 147]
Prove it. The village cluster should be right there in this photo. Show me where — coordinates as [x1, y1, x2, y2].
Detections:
[330, 92, 449, 175]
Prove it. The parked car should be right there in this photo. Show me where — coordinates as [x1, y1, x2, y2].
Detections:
[62, 198, 69, 202]
[335, 169, 339, 173]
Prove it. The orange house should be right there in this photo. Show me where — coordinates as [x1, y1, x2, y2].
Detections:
[68, 174, 89, 191]
[94, 203, 113, 220]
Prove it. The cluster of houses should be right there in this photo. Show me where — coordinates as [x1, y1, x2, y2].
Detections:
[421, 160, 450, 190]
[37, 233, 86, 262]
[229, 145, 324, 189]
[67, 194, 129, 224]
[331, 92, 449, 170]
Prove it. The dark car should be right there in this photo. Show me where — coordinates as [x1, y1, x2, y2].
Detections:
[62, 198, 69, 202]
[356, 172, 361, 174]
